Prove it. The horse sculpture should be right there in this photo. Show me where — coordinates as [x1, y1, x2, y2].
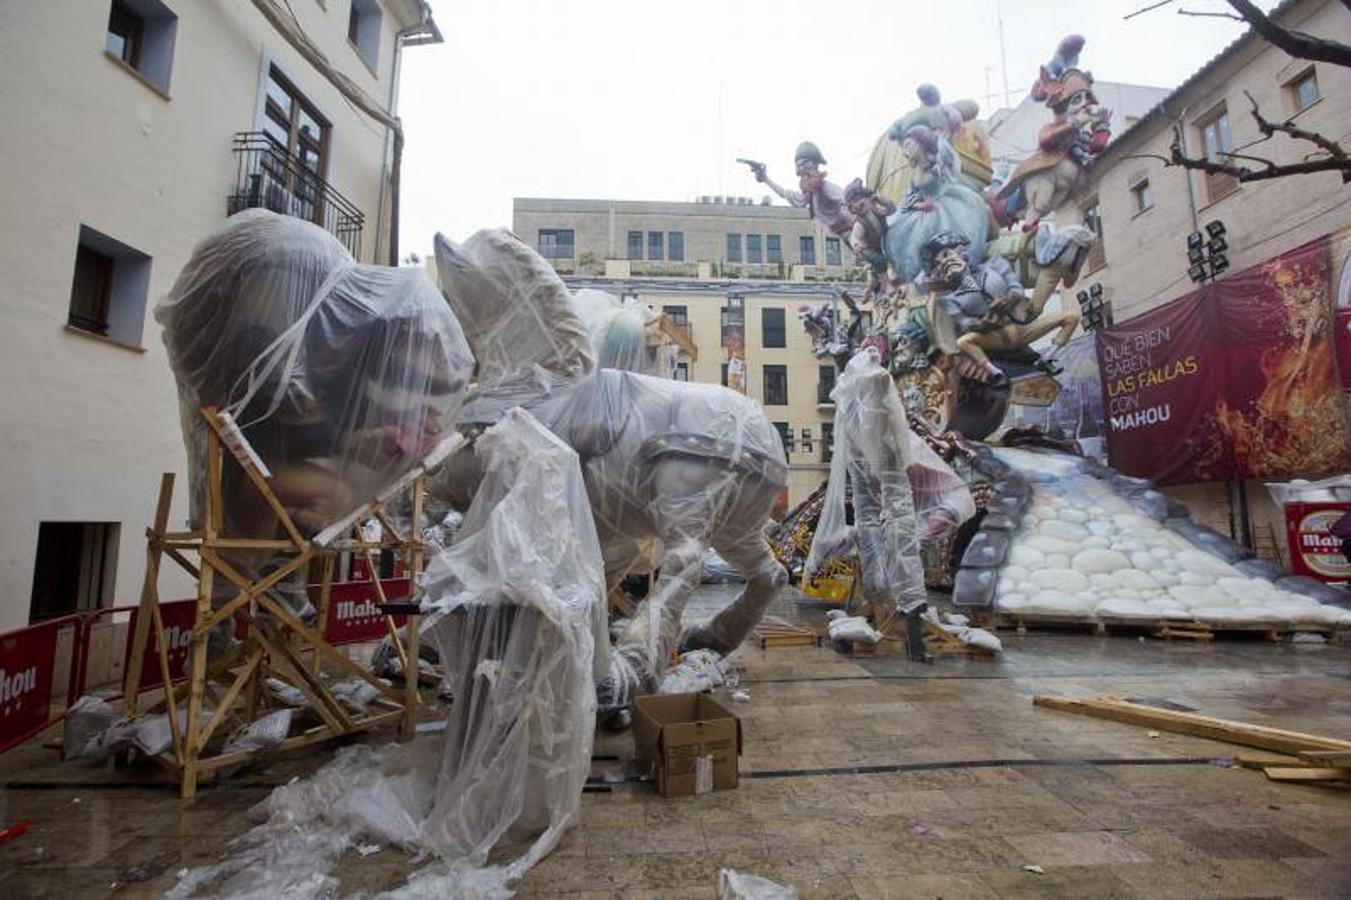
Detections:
[430, 229, 790, 706]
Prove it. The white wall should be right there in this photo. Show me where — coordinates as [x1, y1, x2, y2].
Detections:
[0, 0, 409, 629]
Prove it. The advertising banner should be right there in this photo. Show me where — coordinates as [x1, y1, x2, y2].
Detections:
[1283, 502, 1351, 583]
[1099, 236, 1351, 484]
[124, 599, 212, 693]
[0, 620, 59, 753]
[320, 578, 410, 646]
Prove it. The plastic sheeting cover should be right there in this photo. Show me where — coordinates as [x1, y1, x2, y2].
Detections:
[807, 349, 929, 611]
[429, 231, 789, 688]
[170, 409, 605, 898]
[157, 210, 475, 538]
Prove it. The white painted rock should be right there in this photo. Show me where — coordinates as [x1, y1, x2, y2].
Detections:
[1009, 546, 1045, 568]
[1025, 535, 1081, 556]
[1000, 565, 1030, 586]
[1081, 536, 1112, 549]
[1128, 551, 1156, 570]
[1039, 520, 1090, 543]
[1059, 507, 1089, 523]
[1112, 569, 1161, 591]
[1150, 570, 1180, 587]
[1096, 598, 1156, 618]
[997, 594, 1028, 612]
[1177, 571, 1215, 587]
[1086, 520, 1115, 537]
[1176, 550, 1240, 578]
[1030, 568, 1091, 592]
[1072, 549, 1131, 575]
[1045, 553, 1071, 569]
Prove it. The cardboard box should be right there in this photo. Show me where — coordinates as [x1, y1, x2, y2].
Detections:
[632, 693, 742, 798]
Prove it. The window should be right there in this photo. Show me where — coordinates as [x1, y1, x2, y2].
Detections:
[262, 66, 332, 224]
[105, 0, 177, 95]
[818, 364, 836, 404]
[1291, 69, 1319, 112]
[726, 233, 742, 263]
[29, 522, 120, 622]
[746, 234, 763, 264]
[800, 427, 813, 454]
[627, 230, 643, 260]
[68, 225, 152, 347]
[799, 236, 816, 265]
[763, 365, 788, 406]
[762, 308, 786, 348]
[720, 299, 744, 347]
[663, 305, 688, 325]
[773, 422, 794, 457]
[347, 0, 382, 72]
[538, 229, 575, 259]
[766, 234, 783, 264]
[826, 237, 842, 266]
[674, 362, 690, 382]
[668, 231, 684, 261]
[1197, 105, 1238, 202]
[1082, 199, 1105, 271]
[1130, 179, 1153, 214]
[647, 231, 664, 261]
[821, 422, 834, 463]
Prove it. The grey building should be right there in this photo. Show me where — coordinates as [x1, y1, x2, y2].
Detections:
[512, 196, 859, 281]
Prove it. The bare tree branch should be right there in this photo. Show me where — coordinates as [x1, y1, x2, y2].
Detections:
[1225, 0, 1351, 68]
[1178, 9, 1244, 21]
[1124, 0, 1176, 20]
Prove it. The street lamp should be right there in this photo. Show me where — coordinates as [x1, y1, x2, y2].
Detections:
[1076, 282, 1110, 332]
[1187, 220, 1228, 283]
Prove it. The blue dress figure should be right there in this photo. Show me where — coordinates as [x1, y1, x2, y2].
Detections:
[884, 125, 990, 285]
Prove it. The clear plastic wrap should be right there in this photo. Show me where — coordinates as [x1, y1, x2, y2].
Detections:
[807, 349, 928, 612]
[169, 409, 606, 899]
[434, 229, 594, 386]
[431, 231, 789, 696]
[416, 407, 605, 871]
[572, 288, 661, 374]
[155, 210, 475, 634]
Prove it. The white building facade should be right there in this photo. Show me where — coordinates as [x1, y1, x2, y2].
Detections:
[0, 0, 439, 630]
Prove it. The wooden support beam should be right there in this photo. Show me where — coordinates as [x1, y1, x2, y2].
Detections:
[196, 646, 266, 751]
[1263, 766, 1351, 783]
[1299, 750, 1351, 767]
[201, 407, 308, 550]
[125, 473, 175, 716]
[1034, 696, 1351, 756]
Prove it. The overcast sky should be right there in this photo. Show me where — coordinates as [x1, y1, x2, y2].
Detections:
[396, 0, 1277, 259]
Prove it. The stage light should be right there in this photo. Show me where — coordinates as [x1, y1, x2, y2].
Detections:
[1205, 219, 1226, 238]
[1210, 255, 1230, 276]
[1208, 235, 1228, 255]
[1188, 246, 1206, 265]
[1188, 231, 1205, 250]
[1189, 262, 1208, 283]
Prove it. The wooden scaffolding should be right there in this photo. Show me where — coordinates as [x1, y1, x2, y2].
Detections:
[124, 407, 462, 798]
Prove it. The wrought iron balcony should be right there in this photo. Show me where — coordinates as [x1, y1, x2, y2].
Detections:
[227, 132, 364, 258]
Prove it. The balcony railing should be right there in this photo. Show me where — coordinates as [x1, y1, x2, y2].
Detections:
[817, 381, 834, 405]
[228, 132, 364, 258]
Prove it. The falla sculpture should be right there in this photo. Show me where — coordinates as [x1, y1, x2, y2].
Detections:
[745, 34, 1111, 441]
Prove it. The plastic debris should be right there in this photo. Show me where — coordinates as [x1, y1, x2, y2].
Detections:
[355, 843, 381, 857]
[0, 821, 30, 845]
[731, 689, 751, 703]
[659, 650, 732, 694]
[719, 868, 799, 900]
[1023, 864, 1045, 874]
[222, 710, 293, 755]
[827, 615, 884, 644]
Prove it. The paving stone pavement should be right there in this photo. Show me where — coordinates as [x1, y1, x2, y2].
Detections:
[0, 586, 1348, 898]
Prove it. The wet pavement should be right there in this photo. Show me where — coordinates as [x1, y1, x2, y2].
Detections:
[1, 585, 1348, 898]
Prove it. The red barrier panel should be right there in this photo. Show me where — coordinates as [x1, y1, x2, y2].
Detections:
[0, 615, 82, 754]
[319, 578, 410, 646]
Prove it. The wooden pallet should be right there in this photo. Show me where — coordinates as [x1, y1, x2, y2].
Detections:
[996, 612, 1344, 643]
[753, 616, 823, 649]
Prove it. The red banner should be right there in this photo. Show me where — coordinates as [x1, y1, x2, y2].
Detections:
[125, 599, 203, 693]
[1099, 236, 1351, 484]
[0, 621, 59, 753]
[1284, 502, 1351, 582]
[320, 578, 410, 646]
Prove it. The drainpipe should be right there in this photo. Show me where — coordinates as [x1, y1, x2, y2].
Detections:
[381, 9, 438, 265]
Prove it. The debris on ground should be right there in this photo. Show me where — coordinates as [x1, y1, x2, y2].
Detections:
[719, 867, 799, 899]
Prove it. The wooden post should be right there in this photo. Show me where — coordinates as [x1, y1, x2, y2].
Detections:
[312, 554, 335, 675]
[182, 422, 224, 798]
[403, 475, 425, 739]
[124, 473, 175, 716]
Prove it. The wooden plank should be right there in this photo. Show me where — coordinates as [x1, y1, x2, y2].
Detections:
[150, 600, 184, 763]
[403, 475, 425, 740]
[125, 473, 176, 716]
[1299, 750, 1351, 767]
[195, 646, 265, 751]
[202, 408, 308, 550]
[1263, 766, 1351, 783]
[192, 549, 311, 639]
[249, 626, 351, 734]
[1236, 752, 1306, 770]
[192, 709, 404, 774]
[1034, 695, 1351, 756]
